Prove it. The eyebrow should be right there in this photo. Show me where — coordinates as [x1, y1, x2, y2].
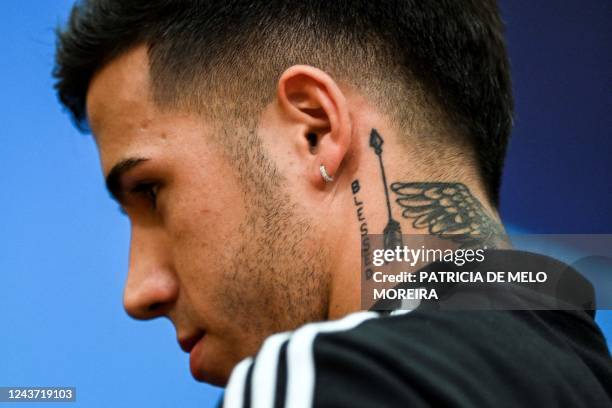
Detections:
[105, 157, 149, 203]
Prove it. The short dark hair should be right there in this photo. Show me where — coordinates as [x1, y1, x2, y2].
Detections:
[54, 0, 513, 205]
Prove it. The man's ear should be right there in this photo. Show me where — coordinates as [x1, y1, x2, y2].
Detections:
[276, 65, 351, 188]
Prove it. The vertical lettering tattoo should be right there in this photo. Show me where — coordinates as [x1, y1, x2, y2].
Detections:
[352, 180, 374, 280]
[390, 182, 507, 248]
[369, 129, 403, 250]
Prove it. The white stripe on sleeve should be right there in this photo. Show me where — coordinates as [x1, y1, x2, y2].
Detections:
[284, 311, 379, 408]
[224, 357, 254, 408]
[251, 332, 291, 408]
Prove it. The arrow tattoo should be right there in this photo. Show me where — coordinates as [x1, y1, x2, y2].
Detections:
[369, 129, 403, 251]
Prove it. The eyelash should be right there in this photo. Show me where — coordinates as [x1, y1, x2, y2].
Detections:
[131, 182, 159, 208]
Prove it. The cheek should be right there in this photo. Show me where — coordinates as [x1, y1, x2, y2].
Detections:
[165, 184, 248, 295]
[166, 160, 249, 247]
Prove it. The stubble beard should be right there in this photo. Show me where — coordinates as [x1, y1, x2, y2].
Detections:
[214, 128, 331, 359]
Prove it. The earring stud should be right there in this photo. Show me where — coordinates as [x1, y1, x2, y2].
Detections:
[320, 164, 334, 183]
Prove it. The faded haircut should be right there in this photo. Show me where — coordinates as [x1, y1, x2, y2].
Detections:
[54, 0, 513, 205]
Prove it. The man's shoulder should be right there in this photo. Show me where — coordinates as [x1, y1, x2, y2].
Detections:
[223, 309, 612, 407]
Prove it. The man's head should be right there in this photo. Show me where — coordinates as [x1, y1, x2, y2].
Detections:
[54, 0, 512, 385]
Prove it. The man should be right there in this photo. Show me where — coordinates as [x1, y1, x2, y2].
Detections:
[54, 1, 611, 406]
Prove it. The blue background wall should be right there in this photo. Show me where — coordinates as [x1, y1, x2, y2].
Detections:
[1, 1, 609, 407]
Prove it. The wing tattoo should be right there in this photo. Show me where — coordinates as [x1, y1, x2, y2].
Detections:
[390, 182, 506, 248]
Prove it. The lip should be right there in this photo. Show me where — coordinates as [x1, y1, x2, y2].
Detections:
[188, 333, 209, 381]
[178, 330, 206, 353]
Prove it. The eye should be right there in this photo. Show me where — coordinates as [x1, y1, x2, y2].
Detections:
[131, 182, 159, 209]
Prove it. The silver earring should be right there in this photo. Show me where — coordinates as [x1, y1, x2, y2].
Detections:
[320, 164, 334, 183]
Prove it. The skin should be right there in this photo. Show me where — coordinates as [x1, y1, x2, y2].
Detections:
[86, 45, 503, 386]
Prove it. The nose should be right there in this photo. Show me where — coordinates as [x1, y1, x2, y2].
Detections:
[123, 225, 178, 320]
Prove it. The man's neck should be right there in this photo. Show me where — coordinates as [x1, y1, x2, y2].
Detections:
[326, 127, 507, 319]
